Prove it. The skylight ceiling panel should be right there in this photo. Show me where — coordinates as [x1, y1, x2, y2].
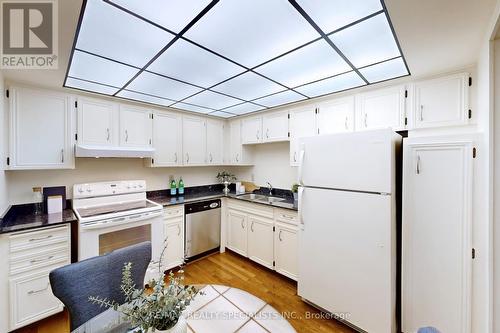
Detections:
[65, 78, 119, 95]
[212, 72, 285, 101]
[171, 102, 214, 114]
[255, 39, 351, 88]
[68, 50, 139, 87]
[360, 57, 408, 83]
[76, 0, 174, 68]
[126, 72, 203, 101]
[329, 13, 401, 68]
[295, 0, 383, 33]
[147, 39, 245, 88]
[253, 90, 306, 108]
[221, 103, 265, 115]
[208, 111, 235, 118]
[295, 71, 366, 98]
[183, 90, 242, 110]
[184, 0, 320, 67]
[116, 90, 174, 107]
[108, 0, 212, 33]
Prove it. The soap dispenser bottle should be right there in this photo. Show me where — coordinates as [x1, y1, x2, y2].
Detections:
[178, 177, 185, 195]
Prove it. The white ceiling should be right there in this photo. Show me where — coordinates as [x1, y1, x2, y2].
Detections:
[2, 0, 496, 115]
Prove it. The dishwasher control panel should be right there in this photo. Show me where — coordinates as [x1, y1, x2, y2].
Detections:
[185, 199, 221, 214]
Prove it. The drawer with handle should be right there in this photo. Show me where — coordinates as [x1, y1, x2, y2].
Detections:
[9, 245, 70, 276]
[274, 209, 299, 225]
[9, 225, 70, 254]
[163, 206, 184, 219]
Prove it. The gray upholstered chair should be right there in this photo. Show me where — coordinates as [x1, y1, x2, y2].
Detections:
[49, 241, 152, 330]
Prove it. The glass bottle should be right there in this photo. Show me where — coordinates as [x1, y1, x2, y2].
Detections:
[32, 187, 43, 215]
[178, 177, 184, 195]
[170, 178, 177, 196]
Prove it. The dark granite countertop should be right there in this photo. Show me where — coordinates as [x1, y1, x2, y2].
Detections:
[0, 203, 77, 234]
[147, 185, 298, 211]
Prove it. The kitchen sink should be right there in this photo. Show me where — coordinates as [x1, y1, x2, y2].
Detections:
[237, 193, 267, 201]
[255, 196, 286, 203]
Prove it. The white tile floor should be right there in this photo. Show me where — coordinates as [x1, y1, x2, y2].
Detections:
[185, 285, 296, 333]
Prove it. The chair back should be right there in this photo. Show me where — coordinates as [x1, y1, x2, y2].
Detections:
[49, 241, 151, 330]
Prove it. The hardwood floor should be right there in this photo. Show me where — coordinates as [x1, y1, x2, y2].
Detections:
[15, 251, 355, 333]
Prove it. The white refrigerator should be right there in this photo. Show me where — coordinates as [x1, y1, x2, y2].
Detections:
[297, 129, 401, 333]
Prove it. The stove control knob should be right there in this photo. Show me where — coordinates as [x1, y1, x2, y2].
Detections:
[77, 187, 84, 194]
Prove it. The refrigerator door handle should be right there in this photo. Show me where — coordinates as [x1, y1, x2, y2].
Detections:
[298, 186, 304, 226]
[298, 146, 305, 185]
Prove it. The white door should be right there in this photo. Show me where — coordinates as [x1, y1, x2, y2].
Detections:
[411, 73, 469, 129]
[119, 105, 152, 147]
[402, 140, 472, 333]
[227, 210, 247, 256]
[247, 215, 274, 269]
[262, 111, 289, 143]
[317, 96, 355, 135]
[163, 219, 184, 269]
[150, 112, 182, 166]
[241, 116, 262, 144]
[9, 87, 74, 169]
[289, 106, 316, 166]
[355, 86, 406, 131]
[229, 119, 242, 164]
[206, 119, 224, 164]
[274, 223, 298, 280]
[78, 97, 117, 146]
[182, 116, 206, 165]
[298, 187, 395, 333]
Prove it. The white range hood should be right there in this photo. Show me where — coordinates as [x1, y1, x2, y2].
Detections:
[75, 144, 155, 158]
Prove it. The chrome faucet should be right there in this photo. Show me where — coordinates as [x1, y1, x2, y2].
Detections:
[266, 182, 273, 195]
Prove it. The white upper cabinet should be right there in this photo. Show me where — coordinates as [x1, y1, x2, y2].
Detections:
[119, 105, 152, 147]
[229, 119, 242, 164]
[8, 86, 75, 170]
[77, 97, 118, 146]
[241, 116, 263, 144]
[317, 96, 355, 135]
[410, 73, 469, 129]
[262, 111, 289, 143]
[182, 115, 206, 165]
[289, 106, 316, 166]
[355, 85, 406, 131]
[149, 111, 182, 167]
[206, 118, 224, 165]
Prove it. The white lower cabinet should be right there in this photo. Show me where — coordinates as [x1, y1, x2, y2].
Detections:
[227, 209, 248, 256]
[247, 216, 274, 269]
[274, 223, 298, 281]
[162, 206, 185, 270]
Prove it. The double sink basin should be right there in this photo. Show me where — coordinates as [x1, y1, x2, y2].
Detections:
[236, 193, 286, 204]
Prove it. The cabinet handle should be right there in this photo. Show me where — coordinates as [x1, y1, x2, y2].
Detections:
[61, 149, 64, 163]
[236, 153, 239, 162]
[186, 153, 189, 163]
[281, 214, 294, 220]
[106, 128, 110, 141]
[209, 153, 213, 163]
[293, 151, 297, 162]
[30, 255, 54, 264]
[420, 105, 424, 121]
[266, 128, 270, 139]
[256, 130, 260, 140]
[241, 221, 245, 229]
[125, 130, 129, 142]
[251, 221, 254, 232]
[28, 283, 50, 295]
[177, 225, 181, 236]
[279, 230, 283, 242]
[416, 155, 421, 174]
[29, 235, 52, 242]
[174, 152, 178, 163]
[345, 116, 348, 130]
[364, 113, 368, 128]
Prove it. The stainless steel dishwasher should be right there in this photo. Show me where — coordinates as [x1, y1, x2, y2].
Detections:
[185, 199, 221, 260]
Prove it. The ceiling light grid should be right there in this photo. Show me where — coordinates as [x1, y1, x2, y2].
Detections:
[64, 0, 410, 118]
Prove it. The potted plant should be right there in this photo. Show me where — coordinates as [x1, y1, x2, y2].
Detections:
[216, 171, 237, 195]
[291, 183, 300, 201]
[89, 247, 198, 333]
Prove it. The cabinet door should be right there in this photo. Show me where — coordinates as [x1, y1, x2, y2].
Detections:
[241, 116, 262, 144]
[182, 116, 206, 165]
[206, 119, 224, 164]
[262, 111, 289, 143]
[119, 105, 152, 147]
[151, 112, 182, 166]
[317, 97, 355, 135]
[274, 223, 298, 280]
[402, 140, 472, 333]
[355, 86, 406, 131]
[412, 73, 469, 129]
[78, 97, 117, 146]
[9, 87, 74, 169]
[229, 119, 242, 164]
[227, 210, 247, 256]
[9, 271, 63, 330]
[163, 219, 184, 270]
[247, 215, 274, 269]
[289, 106, 316, 166]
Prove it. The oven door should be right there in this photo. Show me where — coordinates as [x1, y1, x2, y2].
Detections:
[78, 211, 163, 264]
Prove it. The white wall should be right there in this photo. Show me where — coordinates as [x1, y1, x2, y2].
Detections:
[0, 72, 8, 215]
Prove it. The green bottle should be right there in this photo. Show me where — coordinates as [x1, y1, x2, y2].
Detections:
[170, 178, 177, 196]
[178, 177, 185, 195]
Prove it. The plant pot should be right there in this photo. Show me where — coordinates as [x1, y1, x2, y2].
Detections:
[223, 181, 230, 195]
[148, 315, 187, 333]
